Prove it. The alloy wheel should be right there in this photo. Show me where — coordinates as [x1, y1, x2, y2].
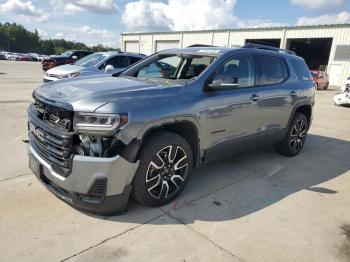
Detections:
[146, 145, 189, 199]
[289, 119, 307, 153]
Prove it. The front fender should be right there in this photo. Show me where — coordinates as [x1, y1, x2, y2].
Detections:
[116, 116, 202, 164]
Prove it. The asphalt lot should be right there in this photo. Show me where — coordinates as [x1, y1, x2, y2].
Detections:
[0, 60, 350, 262]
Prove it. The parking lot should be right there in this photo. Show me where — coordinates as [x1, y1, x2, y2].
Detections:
[0, 60, 350, 262]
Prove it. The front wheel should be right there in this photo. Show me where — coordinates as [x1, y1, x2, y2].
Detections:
[276, 113, 309, 157]
[132, 131, 193, 206]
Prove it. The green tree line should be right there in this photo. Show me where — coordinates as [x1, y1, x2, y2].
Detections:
[0, 22, 120, 55]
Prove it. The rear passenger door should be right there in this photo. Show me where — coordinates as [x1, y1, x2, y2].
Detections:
[254, 55, 294, 140]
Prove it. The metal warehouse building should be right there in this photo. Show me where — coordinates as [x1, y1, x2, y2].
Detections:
[121, 24, 350, 87]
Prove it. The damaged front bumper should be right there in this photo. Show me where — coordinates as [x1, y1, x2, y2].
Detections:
[28, 145, 139, 215]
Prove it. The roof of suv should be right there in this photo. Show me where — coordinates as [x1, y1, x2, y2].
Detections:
[104, 51, 146, 57]
[162, 47, 236, 56]
[160, 44, 299, 59]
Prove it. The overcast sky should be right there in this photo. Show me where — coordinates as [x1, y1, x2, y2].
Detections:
[0, 0, 350, 48]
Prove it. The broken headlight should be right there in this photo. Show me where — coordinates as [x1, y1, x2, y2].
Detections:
[73, 113, 128, 134]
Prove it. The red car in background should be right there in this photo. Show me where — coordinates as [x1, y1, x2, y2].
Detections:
[42, 50, 93, 71]
[311, 70, 329, 90]
[16, 54, 32, 61]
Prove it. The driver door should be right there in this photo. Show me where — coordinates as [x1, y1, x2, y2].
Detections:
[203, 54, 262, 160]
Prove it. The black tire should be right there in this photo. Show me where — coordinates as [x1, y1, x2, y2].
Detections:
[276, 112, 309, 157]
[132, 131, 193, 206]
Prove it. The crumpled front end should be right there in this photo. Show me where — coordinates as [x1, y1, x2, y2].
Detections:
[27, 98, 139, 215]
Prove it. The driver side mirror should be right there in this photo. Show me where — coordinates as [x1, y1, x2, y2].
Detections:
[208, 78, 239, 90]
[72, 55, 78, 60]
[105, 64, 115, 73]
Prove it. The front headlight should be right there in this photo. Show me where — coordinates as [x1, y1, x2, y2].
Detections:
[70, 72, 80, 78]
[73, 113, 128, 134]
[57, 74, 69, 79]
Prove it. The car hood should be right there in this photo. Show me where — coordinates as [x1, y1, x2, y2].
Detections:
[34, 76, 181, 112]
[46, 64, 88, 75]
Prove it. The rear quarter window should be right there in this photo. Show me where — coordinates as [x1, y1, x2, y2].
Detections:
[128, 56, 142, 65]
[290, 59, 312, 81]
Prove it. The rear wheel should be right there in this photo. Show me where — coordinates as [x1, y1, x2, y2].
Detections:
[276, 113, 308, 157]
[324, 82, 329, 90]
[132, 131, 193, 206]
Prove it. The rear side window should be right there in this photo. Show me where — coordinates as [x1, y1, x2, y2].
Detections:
[128, 56, 142, 65]
[98, 56, 130, 70]
[108, 56, 129, 68]
[290, 59, 312, 81]
[256, 55, 289, 86]
[75, 51, 86, 59]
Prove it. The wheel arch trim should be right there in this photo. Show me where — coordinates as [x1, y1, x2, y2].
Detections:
[123, 117, 202, 166]
[287, 100, 313, 130]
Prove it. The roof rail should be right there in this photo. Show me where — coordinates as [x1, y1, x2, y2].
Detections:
[187, 44, 218, 48]
[243, 43, 296, 55]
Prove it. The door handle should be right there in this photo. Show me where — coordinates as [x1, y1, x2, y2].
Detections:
[250, 94, 261, 102]
[290, 91, 297, 97]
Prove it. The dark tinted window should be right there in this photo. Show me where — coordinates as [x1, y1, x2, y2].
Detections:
[74, 51, 87, 59]
[128, 56, 142, 65]
[291, 59, 312, 81]
[98, 56, 130, 70]
[212, 54, 255, 88]
[106, 56, 129, 68]
[256, 55, 288, 86]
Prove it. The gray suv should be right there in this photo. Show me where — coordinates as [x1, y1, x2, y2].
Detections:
[27, 44, 315, 215]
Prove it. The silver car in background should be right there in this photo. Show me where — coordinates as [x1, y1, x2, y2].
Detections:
[43, 52, 145, 82]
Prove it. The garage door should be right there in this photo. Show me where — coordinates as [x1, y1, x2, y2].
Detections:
[124, 41, 139, 53]
[329, 64, 342, 87]
[155, 41, 180, 52]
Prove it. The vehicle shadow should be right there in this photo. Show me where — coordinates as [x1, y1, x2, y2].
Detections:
[89, 134, 350, 224]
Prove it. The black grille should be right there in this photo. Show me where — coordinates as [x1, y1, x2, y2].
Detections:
[89, 179, 107, 197]
[34, 99, 73, 131]
[29, 104, 74, 177]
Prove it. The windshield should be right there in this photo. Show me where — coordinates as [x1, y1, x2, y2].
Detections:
[75, 53, 108, 67]
[135, 54, 216, 81]
[61, 51, 74, 57]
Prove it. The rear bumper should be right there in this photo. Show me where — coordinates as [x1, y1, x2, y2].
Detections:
[28, 145, 139, 215]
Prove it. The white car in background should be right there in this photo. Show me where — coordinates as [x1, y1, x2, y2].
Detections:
[43, 51, 145, 82]
[334, 76, 350, 107]
[341, 76, 350, 92]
